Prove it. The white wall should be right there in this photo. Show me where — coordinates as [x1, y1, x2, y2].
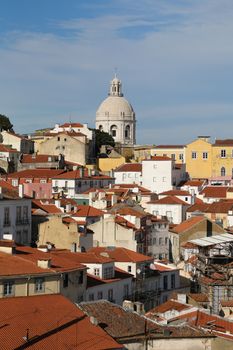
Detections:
[114, 171, 141, 185]
[142, 159, 173, 193]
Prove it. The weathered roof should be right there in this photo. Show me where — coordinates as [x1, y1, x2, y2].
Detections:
[169, 216, 205, 234]
[0, 294, 122, 349]
[88, 247, 153, 263]
[189, 233, 233, 247]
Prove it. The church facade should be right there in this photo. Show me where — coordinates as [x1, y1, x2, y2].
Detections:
[96, 75, 136, 147]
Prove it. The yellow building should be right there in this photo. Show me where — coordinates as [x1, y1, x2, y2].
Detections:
[185, 137, 212, 179]
[151, 145, 186, 164]
[212, 139, 233, 178]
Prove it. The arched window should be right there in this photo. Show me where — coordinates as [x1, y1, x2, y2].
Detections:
[221, 167, 226, 177]
[110, 125, 117, 137]
[99, 125, 103, 131]
[125, 125, 130, 139]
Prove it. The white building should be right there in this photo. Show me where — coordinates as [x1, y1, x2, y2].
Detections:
[96, 75, 136, 146]
[142, 156, 173, 193]
[50, 122, 93, 141]
[114, 163, 142, 185]
[52, 170, 114, 197]
[0, 187, 31, 245]
[145, 196, 189, 224]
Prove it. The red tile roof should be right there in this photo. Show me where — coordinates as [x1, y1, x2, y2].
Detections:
[20, 154, 59, 163]
[214, 139, 233, 146]
[220, 299, 233, 307]
[188, 293, 209, 302]
[32, 199, 63, 214]
[60, 122, 84, 128]
[0, 144, 18, 153]
[147, 195, 188, 205]
[7, 169, 65, 179]
[183, 180, 205, 187]
[143, 156, 172, 161]
[88, 247, 153, 263]
[169, 216, 205, 234]
[154, 145, 185, 149]
[72, 205, 105, 218]
[200, 186, 229, 198]
[16, 246, 86, 272]
[114, 163, 142, 172]
[186, 203, 210, 212]
[159, 190, 190, 196]
[0, 294, 122, 349]
[147, 299, 192, 314]
[50, 249, 114, 264]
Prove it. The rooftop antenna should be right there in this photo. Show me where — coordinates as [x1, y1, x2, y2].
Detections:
[114, 67, 118, 78]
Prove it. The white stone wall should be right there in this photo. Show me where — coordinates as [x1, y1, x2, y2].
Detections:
[142, 159, 173, 193]
[114, 171, 141, 185]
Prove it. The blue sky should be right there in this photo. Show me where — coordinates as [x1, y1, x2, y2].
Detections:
[1, 0, 233, 144]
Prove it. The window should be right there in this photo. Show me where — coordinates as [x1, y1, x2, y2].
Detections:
[110, 125, 117, 137]
[22, 230, 28, 244]
[23, 206, 29, 223]
[159, 237, 163, 245]
[16, 231, 21, 243]
[171, 274, 175, 289]
[40, 179, 46, 184]
[16, 206, 22, 224]
[108, 289, 113, 302]
[153, 238, 156, 244]
[97, 291, 103, 300]
[57, 137, 60, 141]
[165, 237, 168, 245]
[63, 273, 69, 288]
[125, 125, 130, 139]
[171, 154, 176, 160]
[35, 278, 45, 293]
[78, 271, 84, 284]
[185, 197, 188, 201]
[94, 268, 100, 277]
[179, 154, 183, 160]
[103, 267, 113, 279]
[127, 265, 132, 273]
[221, 167, 226, 177]
[163, 275, 168, 290]
[191, 152, 197, 159]
[221, 149, 226, 158]
[203, 152, 208, 159]
[89, 293, 94, 301]
[3, 281, 14, 296]
[124, 284, 129, 298]
[4, 207, 10, 226]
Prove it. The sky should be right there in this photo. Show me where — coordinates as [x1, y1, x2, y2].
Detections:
[1, 0, 233, 145]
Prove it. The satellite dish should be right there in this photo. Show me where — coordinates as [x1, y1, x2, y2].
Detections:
[150, 263, 156, 270]
[136, 268, 141, 274]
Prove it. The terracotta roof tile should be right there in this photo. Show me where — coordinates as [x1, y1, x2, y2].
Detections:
[114, 163, 142, 172]
[8, 169, 65, 179]
[72, 205, 105, 218]
[147, 299, 192, 314]
[148, 195, 188, 205]
[188, 293, 209, 302]
[169, 216, 205, 234]
[159, 190, 190, 196]
[88, 247, 153, 263]
[200, 186, 229, 198]
[143, 156, 172, 161]
[0, 294, 122, 349]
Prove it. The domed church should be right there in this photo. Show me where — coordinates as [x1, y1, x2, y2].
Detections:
[96, 75, 136, 146]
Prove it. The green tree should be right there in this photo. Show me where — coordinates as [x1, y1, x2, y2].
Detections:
[0, 114, 13, 132]
[92, 129, 115, 155]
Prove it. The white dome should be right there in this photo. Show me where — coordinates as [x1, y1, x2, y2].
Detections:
[96, 96, 135, 121]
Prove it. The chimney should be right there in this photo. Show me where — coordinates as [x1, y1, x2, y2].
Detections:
[18, 184, 24, 198]
[0, 240, 15, 254]
[37, 258, 51, 269]
[122, 300, 134, 311]
[65, 203, 71, 213]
